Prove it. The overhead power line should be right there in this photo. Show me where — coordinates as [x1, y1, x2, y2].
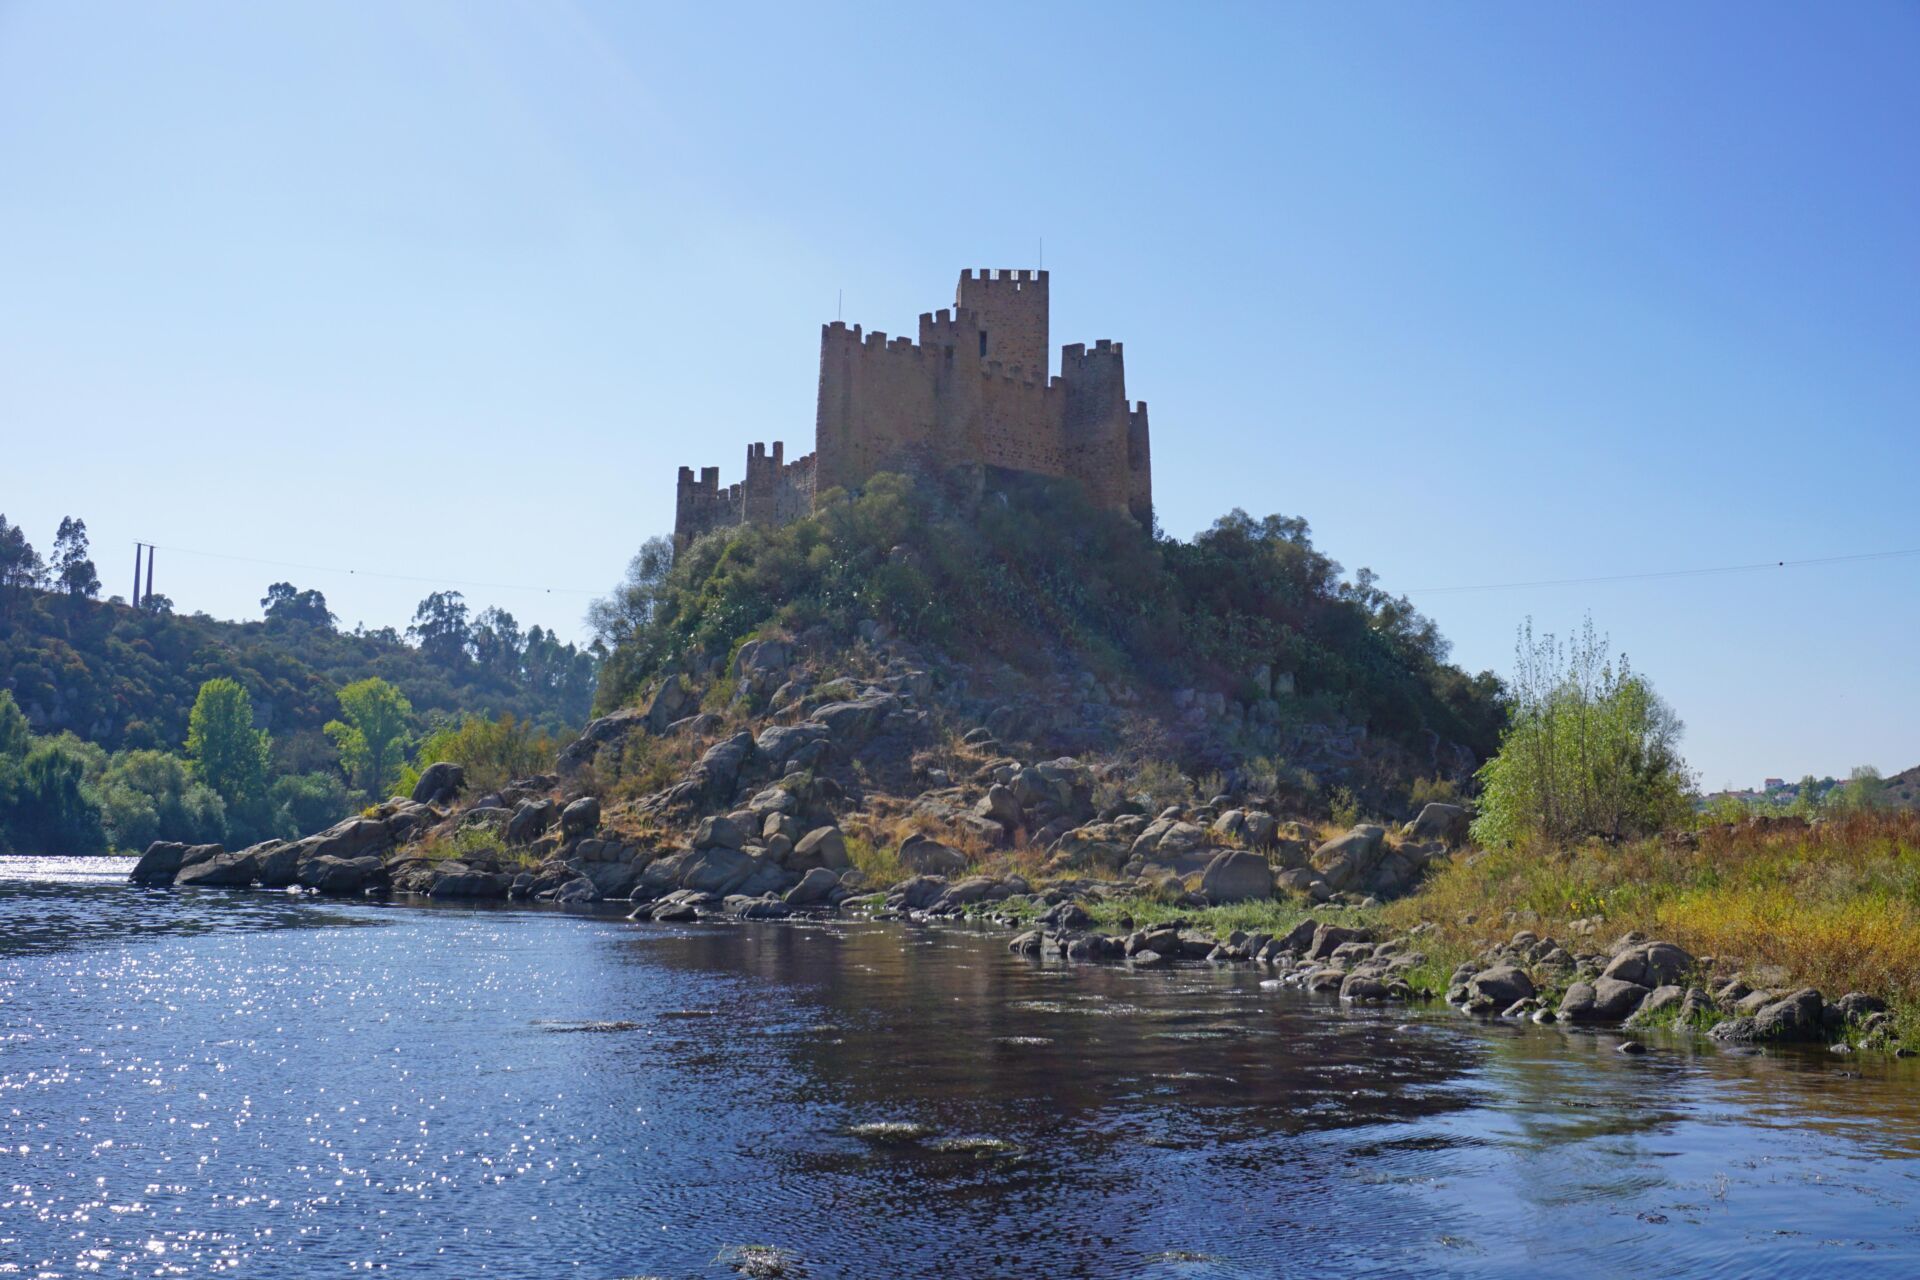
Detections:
[144, 542, 603, 597]
[140, 537, 1920, 603]
[1407, 545, 1920, 596]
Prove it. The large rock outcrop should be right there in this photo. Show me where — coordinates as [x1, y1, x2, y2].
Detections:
[1198, 849, 1273, 903]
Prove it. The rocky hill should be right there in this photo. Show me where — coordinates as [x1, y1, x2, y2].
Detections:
[599, 471, 1505, 801]
[127, 619, 1476, 920]
[128, 472, 1502, 917]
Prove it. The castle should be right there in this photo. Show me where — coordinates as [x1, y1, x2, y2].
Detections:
[673, 269, 1152, 550]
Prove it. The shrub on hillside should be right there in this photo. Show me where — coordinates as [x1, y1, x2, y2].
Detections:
[401, 712, 561, 799]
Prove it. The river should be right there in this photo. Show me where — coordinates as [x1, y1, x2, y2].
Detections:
[3, 854, 1918, 1278]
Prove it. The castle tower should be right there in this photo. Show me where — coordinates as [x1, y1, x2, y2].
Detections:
[742, 440, 783, 526]
[956, 268, 1049, 379]
[1059, 339, 1133, 512]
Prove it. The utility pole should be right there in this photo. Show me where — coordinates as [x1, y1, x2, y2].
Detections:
[133, 543, 143, 606]
[145, 546, 154, 607]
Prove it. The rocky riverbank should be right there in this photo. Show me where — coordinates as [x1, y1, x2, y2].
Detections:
[124, 627, 1907, 1058]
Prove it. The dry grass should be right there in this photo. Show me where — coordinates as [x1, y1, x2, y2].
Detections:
[1386, 810, 1920, 1009]
[414, 823, 542, 869]
[840, 829, 904, 884]
[601, 728, 719, 800]
[842, 801, 1012, 884]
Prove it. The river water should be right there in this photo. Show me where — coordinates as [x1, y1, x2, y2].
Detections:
[3, 856, 1919, 1278]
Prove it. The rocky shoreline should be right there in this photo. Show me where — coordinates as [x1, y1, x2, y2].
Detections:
[126, 815, 1901, 1059]
[123, 630, 1906, 1059]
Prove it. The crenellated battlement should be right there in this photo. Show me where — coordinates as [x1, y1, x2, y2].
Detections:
[958, 268, 1047, 285]
[673, 267, 1152, 551]
[674, 439, 817, 551]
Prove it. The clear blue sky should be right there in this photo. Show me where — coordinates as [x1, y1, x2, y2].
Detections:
[3, 2, 1915, 789]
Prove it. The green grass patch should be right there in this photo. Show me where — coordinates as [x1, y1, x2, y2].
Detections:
[1381, 810, 1920, 1052]
[842, 831, 904, 886]
[977, 891, 1377, 944]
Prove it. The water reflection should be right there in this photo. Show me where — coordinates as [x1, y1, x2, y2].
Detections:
[2, 856, 1918, 1278]
[0, 855, 386, 956]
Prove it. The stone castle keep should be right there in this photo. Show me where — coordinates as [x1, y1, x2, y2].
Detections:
[673, 269, 1152, 550]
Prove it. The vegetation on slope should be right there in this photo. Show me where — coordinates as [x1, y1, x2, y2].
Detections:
[591, 472, 1505, 775]
[0, 577, 594, 758]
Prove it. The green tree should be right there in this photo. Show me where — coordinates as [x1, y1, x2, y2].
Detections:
[11, 739, 108, 852]
[1789, 774, 1824, 818]
[267, 770, 349, 837]
[408, 591, 471, 665]
[1470, 617, 1694, 847]
[325, 677, 413, 798]
[51, 516, 100, 599]
[588, 536, 675, 647]
[1834, 765, 1886, 813]
[471, 606, 524, 677]
[0, 514, 47, 613]
[0, 689, 30, 760]
[98, 749, 227, 850]
[261, 581, 336, 630]
[186, 677, 270, 807]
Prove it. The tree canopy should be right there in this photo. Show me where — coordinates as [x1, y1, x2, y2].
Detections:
[325, 678, 413, 798]
[262, 582, 337, 629]
[187, 677, 271, 807]
[51, 517, 100, 599]
[0, 527, 596, 756]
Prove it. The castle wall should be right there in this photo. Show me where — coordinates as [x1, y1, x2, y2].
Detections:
[675, 443, 815, 551]
[975, 367, 1067, 478]
[1127, 403, 1153, 524]
[815, 325, 945, 495]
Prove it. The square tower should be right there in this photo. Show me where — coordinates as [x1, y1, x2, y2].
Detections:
[956, 268, 1049, 378]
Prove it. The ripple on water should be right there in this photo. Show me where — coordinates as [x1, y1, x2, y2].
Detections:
[847, 1121, 937, 1145]
[6, 856, 1920, 1279]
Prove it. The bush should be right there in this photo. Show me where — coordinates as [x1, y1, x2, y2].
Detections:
[11, 738, 107, 853]
[1328, 786, 1361, 829]
[1471, 618, 1694, 847]
[404, 712, 562, 798]
[269, 771, 349, 838]
[1389, 810, 1920, 1030]
[98, 749, 227, 850]
[1122, 759, 1193, 813]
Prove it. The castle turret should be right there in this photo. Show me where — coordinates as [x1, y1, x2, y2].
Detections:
[956, 269, 1049, 380]
[1058, 339, 1134, 512]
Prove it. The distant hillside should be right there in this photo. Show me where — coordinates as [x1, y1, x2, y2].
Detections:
[0, 585, 596, 770]
[1887, 765, 1920, 810]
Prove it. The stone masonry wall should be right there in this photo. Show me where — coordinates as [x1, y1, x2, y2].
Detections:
[675, 445, 816, 551]
[674, 269, 1151, 550]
